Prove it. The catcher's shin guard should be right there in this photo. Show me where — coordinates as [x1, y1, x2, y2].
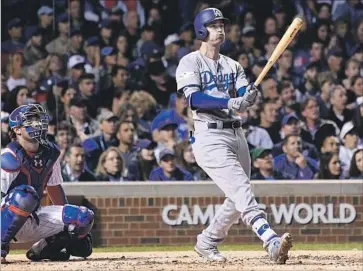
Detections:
[1, 185, 39, 258]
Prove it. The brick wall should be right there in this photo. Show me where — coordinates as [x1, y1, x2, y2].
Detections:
[86, 195, 362, 247]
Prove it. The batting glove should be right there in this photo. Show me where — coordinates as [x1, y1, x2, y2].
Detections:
[228, 83, 258, 112]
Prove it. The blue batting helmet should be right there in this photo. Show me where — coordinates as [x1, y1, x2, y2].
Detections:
[9, 104, 50, 143]
[194, 8, 230, 40]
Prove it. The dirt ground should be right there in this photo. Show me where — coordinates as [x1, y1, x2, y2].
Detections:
[2, 250, 362, 271]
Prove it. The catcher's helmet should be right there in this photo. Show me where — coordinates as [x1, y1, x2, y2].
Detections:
[194, 8, 230, 40]
[9, 104, 50, 144]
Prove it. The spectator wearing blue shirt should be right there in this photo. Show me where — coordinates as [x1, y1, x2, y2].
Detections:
[251, 148, 286, 180]
[274, 134, 319, 180]
[2, 18, 25, 54]
[83, 110, 119, 171]
[149, 149, 193, 181]
[153, 118, 179, 161]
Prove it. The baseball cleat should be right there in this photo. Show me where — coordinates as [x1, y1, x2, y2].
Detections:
[1, 257, 8, 264]
[194, 244, 227, 262]
[26, 247, 70, 262]
[266, 233, 293, 264]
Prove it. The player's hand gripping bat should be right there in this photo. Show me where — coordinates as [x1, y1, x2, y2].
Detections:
[254, 17, 304, 88]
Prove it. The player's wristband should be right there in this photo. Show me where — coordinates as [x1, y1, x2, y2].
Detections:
[190, 92, 229, 110]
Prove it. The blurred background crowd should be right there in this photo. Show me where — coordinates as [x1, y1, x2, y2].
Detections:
[1, 0, 363, 182]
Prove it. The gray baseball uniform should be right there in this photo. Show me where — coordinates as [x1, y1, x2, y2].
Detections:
[176, 51, 276, 248]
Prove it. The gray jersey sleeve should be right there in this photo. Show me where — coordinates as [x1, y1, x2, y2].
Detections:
[235, 63, 249, 91]
[176, 55, 201, 98]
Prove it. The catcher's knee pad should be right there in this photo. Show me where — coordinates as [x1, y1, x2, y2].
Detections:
[62, 204, 94, 238]
[2, 185, 40, 246]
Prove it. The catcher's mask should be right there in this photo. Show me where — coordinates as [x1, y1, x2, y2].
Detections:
[9, 104, 50, 145]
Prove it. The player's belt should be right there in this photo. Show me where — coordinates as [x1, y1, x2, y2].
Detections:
[207, 121, 242, 129]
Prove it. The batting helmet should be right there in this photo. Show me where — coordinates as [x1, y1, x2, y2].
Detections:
[194, 8, 230, 41]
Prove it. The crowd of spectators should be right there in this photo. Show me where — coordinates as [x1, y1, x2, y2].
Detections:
[1, 0, 363, 181]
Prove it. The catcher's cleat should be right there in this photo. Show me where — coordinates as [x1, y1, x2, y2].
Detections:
[1, 257, 8, 264]
[265, 233, 293, 264]
[194, 244, 227, 262]
[26, 247, 70, 262]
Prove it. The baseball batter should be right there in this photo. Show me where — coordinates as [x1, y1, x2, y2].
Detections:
[176, 8, 292, 263]
[1, 104, 94, 263]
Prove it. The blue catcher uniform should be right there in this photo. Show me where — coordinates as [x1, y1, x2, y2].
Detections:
[1, 104, 94, 261]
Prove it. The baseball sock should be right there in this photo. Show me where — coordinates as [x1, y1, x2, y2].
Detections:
[250, 215, 277, 244]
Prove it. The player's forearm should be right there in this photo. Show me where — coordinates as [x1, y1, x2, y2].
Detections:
[47, 185, 69, 205]
[189, 92, 229, 110]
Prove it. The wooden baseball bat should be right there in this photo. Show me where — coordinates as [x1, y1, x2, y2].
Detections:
[254, 17, 304, 87]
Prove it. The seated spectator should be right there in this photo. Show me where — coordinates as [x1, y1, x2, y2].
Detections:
[350, 75, 363, 105]
[55, 121, 77, 162]
[117, 120, 141, 180]
[2, 18, 25, 54]
[274, 135, 319, 180]
[2, 86, 32, 113]
[300, 96, 339, 139]
[153, 119, 179, 159]
[327, 85, 353, 129]
[175, 140, 209, 180]
[343, 59, 360, 96]
[110, 89, 132, 115]
[242, 120, 273, 149]
[1, 113, 10, 148]
[316, 152, 342, 180]
[69, 97, 99, 141]
[349, 148, 363, 179]
[95, 147, 126, 182]
[46, 13, 70, 55]
[25, 5, 54, 44]
[77, 73, 98, 118]
[339, 121, 359, 174]
[272, 113, 318, 159]
[83, 110, 119, 171]
[61, 143, 97, 182]
[258, 98, 281, 144]
[316, 71, 335, 118]
[137, 139, 158, 181]
[251, 148, 286, 180]
[277, 79, 299, 116]
[6, 52, 27, 91]
[314, 123, 340, 154]
[23, 28, 47, 66]
[47, 81, 75, 122]
[149, 149, 193, 181]
[99, 47, 117, 91]
[353, 97, 363, 144]
[299, 62, 320, 97]
[151, 92, 189, 141]
[260, 76, 279, 100]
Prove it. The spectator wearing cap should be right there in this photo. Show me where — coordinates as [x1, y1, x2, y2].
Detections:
[272, 113, 318, 159]
[83, 110, 120, 171]
[25, 6, 54, 44]
[153, 118, 179, 161]
[251, 148, 286, 180]
[241, 26, 261, 61]
[116, 119, 141, 180]
[137, 139, 158, 181]
[149, 149, 193, 181]
[274, 134, 319, 180]
[258, 99, 281, 144]
[66, 28, 84, 57]
[84, 36, 101, 77]
[327, 85, 353, 130]
[339, 121, 360, 174]
[115, 33, 131, 66]
[6, 52, 26, 92]
[164, 34, 184, 78]
[46, 13, 70, 56]
[95, 147, 127, 182]
[300, 96, 339, 139]
[68, 54, 86, 83]
[77, 73, 99, 118]
[175, 140, 209, 180]
[2, 18, 25, 54]
[100, 46, 117, 91]
[69, 96, 99, 141]
[314, 123, 340, 155]
[99, 65, 130, 109]
[61, 142, 97, 182]
[23, 27, 47, 66]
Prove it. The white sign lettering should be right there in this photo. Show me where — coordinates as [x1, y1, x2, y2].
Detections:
[162, 203, 357, 226]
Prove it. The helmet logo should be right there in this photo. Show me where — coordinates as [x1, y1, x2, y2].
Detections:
[213, 8, 223, 18]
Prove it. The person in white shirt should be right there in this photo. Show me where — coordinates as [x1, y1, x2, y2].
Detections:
[339, 121, 359, 175]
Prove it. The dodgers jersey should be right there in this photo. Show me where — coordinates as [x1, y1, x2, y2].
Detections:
[176, 51, 249, 122]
